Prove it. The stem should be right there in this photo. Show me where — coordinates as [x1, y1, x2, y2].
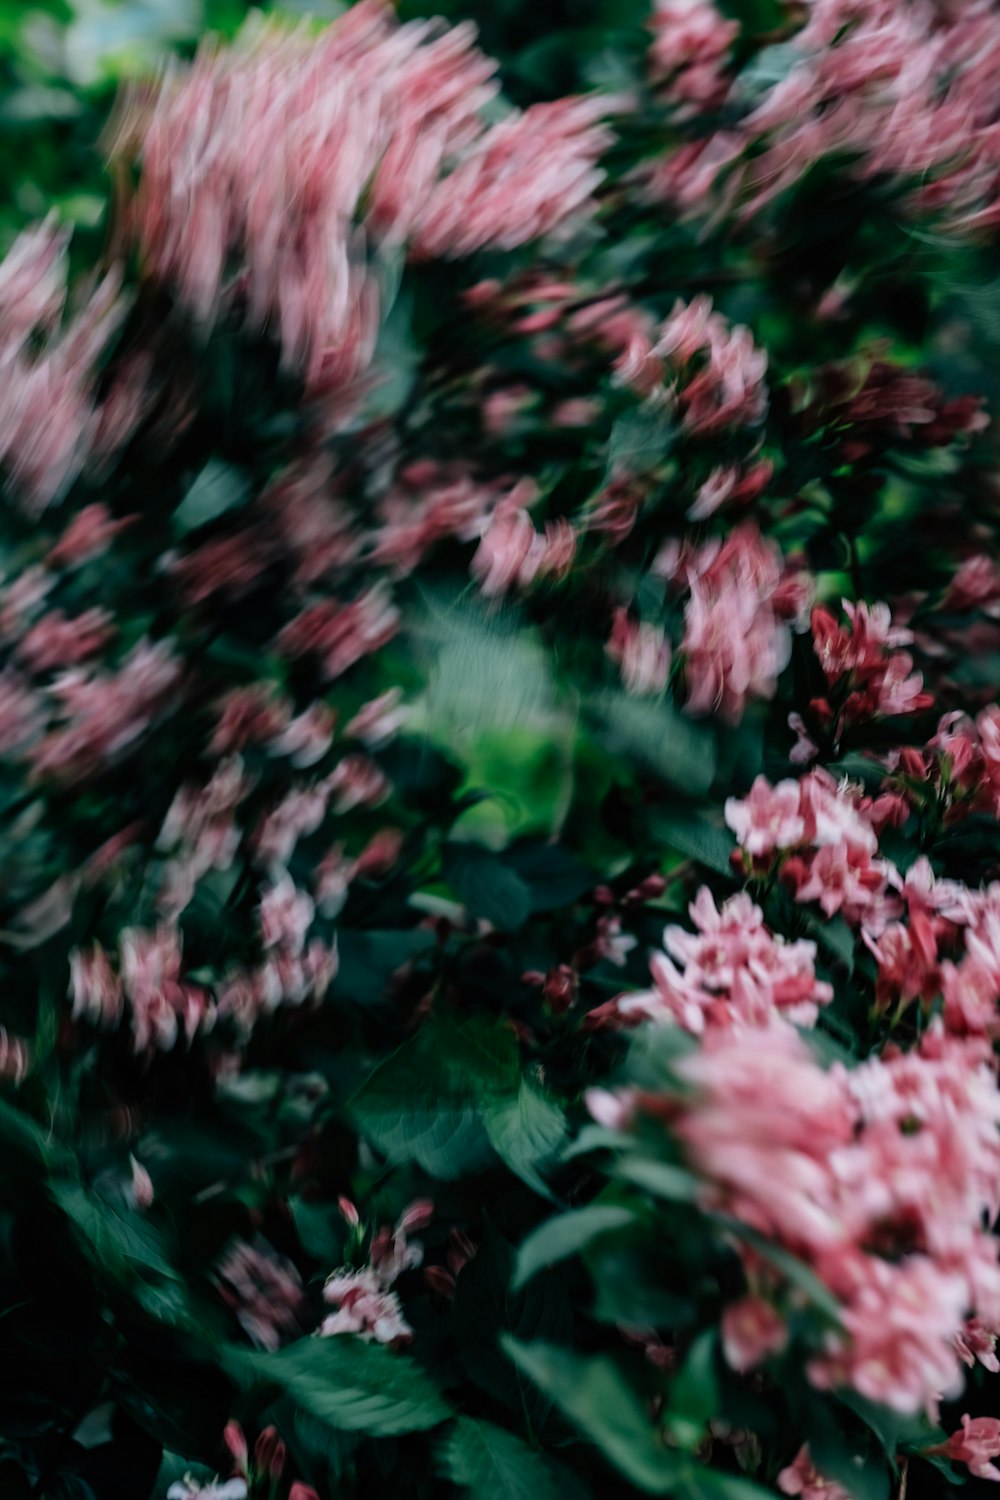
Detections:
[847, 533, 865, 600]
[898, 1457, 909, 1500]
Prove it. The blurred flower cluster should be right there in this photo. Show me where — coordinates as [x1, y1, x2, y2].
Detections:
[6, 1, 1000, 1497]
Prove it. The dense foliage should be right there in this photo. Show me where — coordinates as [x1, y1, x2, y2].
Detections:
[8, 1, 1000, 1496]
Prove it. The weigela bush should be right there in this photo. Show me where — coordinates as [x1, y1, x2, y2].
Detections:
[6, 0, 1000, 1496]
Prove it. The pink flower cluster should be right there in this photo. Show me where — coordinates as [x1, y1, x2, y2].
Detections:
[649, 0, 1000, 236]
[930, 705, 1000, 821]
[617, 295, 768, 436]
[70, 925, 214, 1052]
[631, 1020, 1000, 1416]
[660, 525, 799, 723]
[111, 0, 612, 395]
[648, 0, 738, 114]
[808, 600, 932, 744]
[470, 488, 576, 598]
[586, 887, 832, 1034]
[605, 607, 672, 696]
[320, 1201, 431, 1345]
[0, 218, 131, 513]
[214, 1238, 307, 1351]
[725, 770, 900, 932]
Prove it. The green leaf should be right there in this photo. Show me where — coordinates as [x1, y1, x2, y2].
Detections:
[289, 1196, 345, 1263]
[334, 929, 436, 1005]
[455, 1223, 572, 1420]
[675, 1474, 778, 1500]
[801, 911, 856, 976]
[229, 1336, 451, 1436]
[351, 1047, 495, 1179]
[563, 1124, 631, 1160]
[667, 1331, 719, 1450]
[607, 406, 675, 478]
[803, 906, 857, 978]
[50, 1182, 179, 1282]
[804, 1395, 895, 1500]
[834, 1391, 941, 1464]
[615, 1156, 702, 1204]
[649, 810, 736, 878]
[501, 842, 596, 912]
[444, 843, 533, 931]
[589, 693, 717, 797]
[502, 1339, 682, 1493]
[438, 1417, 574, 1500]
[484, 1077, 567, 1199]
[351, 1013, 519, 1179]
[589, 1248, 696, 1330]
[514, 1206, 636, 1290]
[0, 1094, 67, 1174]
[720, 1220, 842, 1323]
[172, 460, 249, 534]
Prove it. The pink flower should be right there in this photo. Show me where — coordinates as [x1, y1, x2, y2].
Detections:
[258, 873, 315, 957]
[346, 689, 406, 748]
[725, 775, 806, 858]
[0, 670, 45, 758]
[653, 296, 768, 433]
[0, 230, 128, 513]
[674, 525, 791, 724]
[167, 1480, 246, 1500]
[410, 97, 613, 258]
[721, 1295, 787, 1372]
[214, 1239, 306, 1351]
[268, 703, 335, 768]
[47, 503, 130, 568]
[32, 639, 181, 785]
[130, 1156, 154, 1210]
[936, 1414, 1000, 1481]
[606, 608, 671, 696]
[320, 1267, 413, 1345]
[777, 1446, 851, 1500]
[69, 943, 124, 1029]
[470, 495, 573, 597]
[607, 887, 831, 1035]
[956, 1318, 1000, 1374]
[18, 608, 114, 674]
[648, 0, 738, 112]
[945, 554, 1000, 613]
[0, 1028, 30, 1086]
[277, 585, 399, 680]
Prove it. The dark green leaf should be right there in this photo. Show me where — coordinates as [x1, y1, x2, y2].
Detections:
[501, 842, 596, 912]
[455, 1224, 572, 1420]
[800, 911, 856, 976]
[514, 1206, 636, 1290]
[228, 1337, 451, 1436]
[502, 1339, 681, 1493]
[172, 461, 249, 534]
[615, 1157, 702, 1204]
[334, 929, 436, 1005]
[650, 810, 737, 878]
[720, 1221, 841, 1323]
[50, 1183, 179, 1283]
[667, 1331, 719, 1450]
[444, 843, 533, 931]
[484, 1077, 568, 1199]
[438, 1417, 573, 1500]
[589, 693, 717, 797]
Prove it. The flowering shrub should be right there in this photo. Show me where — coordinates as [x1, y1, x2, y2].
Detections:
[7, 0, 1000, 1496]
